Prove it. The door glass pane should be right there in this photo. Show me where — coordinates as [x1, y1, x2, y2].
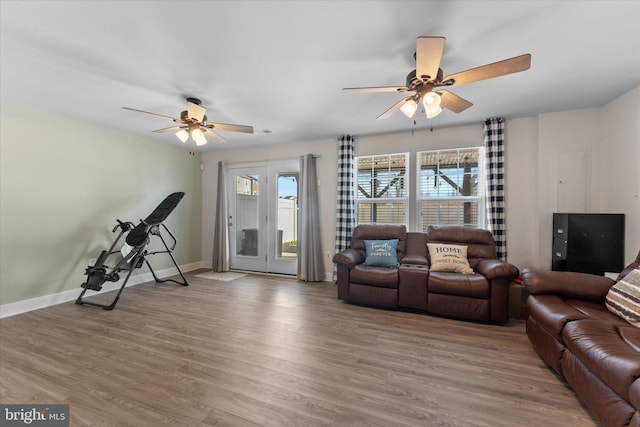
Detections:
[235, 174, 259, 256]
[277, 173, 298, 259]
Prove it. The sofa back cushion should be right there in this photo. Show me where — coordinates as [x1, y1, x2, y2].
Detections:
[426, 225, 496, 269]
[606, 267, 640, 327]
[351, 224, 407, 259]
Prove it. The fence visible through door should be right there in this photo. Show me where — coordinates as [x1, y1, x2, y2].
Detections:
[228, 160, 299, 275]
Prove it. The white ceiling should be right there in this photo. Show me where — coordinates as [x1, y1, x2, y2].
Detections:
[1, 1, 639, 152]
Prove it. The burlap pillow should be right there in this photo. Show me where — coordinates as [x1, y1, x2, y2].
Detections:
[606, 267, 640, 327]
[427, 243, 473, 275]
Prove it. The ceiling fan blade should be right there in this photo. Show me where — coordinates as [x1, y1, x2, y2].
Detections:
[443, 53, 531, 87]
[206, 122, 254, 134]
[438, 90, 473, 113]
[376, 96, 413, 120]
[152, 125, 184, 133]
[187, 101, 206, 122]
[204, 128, 226, 144]
[122, 107, 180, 122]
[415, 36, 446, 82]
[343, 86, 409, 93]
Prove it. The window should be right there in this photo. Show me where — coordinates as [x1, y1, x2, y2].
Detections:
[417, 148, 485, 230]
[355, 153, 409, 226]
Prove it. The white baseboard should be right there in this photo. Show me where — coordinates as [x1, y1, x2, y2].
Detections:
[0, 261, 207, 319]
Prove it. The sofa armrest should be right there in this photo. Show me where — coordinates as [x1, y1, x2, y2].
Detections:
[521, 268, 615, 302]
[333, 249, 365, 270]
[475, 259, 520, 280]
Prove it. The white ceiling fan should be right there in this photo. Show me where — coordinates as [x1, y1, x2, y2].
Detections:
[122, 97, 254, 145]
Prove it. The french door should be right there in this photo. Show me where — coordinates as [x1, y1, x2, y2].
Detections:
[227, 160, 299, 275]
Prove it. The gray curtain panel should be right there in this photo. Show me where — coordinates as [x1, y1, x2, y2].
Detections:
[297, 154, 325, 281]
[212, 161, 230, 272]
[484, 118, 507, 261]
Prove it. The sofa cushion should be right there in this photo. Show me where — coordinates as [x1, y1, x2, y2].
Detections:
[426, 225, 496, 269]
[606, 267, 640, 327]
[350, 265, 398, 288]
[364, 239, 399, 267]
[630, 379, 640, 413]
[427, 243, 473, 274]
[428, 272, 489, 298]
[351, 224, 406, 259]
[563, 319, 640, 401]
[526, 295, 590, 341]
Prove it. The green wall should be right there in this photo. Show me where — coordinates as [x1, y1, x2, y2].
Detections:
[0, 99, 203, 305]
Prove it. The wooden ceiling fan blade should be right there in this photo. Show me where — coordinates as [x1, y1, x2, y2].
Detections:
[343, 86, 409, 93]
[204, 128, 226, 144]
[152, 125, 184, 133]
[207, 122, 254, 134]
[121, 107, 180, 122]
[415, 36, 446, 82]
[443, 53, 531, 87]
[376, 96, 413, 120]
[438, 90, 473, 113]
[187, 102, 206, 122]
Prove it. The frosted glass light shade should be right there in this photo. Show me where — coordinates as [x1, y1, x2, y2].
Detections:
[400, 98, 418, 118]
[191, 128, 207, 146]
[423, 91, 441, 107]
[425, 106, 442, 119]
[176, 129, 189, 143]
[423, 92, 442, 119]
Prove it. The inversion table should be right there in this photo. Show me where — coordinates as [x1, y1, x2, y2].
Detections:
[76, 192, 188, 310]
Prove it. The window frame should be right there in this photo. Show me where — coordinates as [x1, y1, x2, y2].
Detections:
[354, 152, 410, 227]
[416, 147, 486, 230]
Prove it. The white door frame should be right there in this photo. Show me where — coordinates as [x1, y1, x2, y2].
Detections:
[227, 159, 299, 275]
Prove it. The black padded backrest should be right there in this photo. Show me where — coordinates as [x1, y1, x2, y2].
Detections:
[144, 192, 185, 226]
[125, 192, 185, 248]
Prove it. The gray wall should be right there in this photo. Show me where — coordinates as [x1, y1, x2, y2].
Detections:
[0, 99, 203, 305]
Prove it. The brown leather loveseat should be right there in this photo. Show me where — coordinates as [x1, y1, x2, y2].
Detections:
[333, 224, 520, 323]
[522, 251, 640, 427]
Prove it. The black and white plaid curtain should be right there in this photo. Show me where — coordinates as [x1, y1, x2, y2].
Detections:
[484, 118, 507, 261]
[333, 135, 355, 281]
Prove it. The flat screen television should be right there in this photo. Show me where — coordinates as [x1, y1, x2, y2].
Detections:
[552, 213, 625, 275]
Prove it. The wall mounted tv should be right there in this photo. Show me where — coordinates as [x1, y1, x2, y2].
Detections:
[552, 213, 625, 275]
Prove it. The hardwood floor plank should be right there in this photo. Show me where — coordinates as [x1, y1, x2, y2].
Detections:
[1, 271, 600, 426]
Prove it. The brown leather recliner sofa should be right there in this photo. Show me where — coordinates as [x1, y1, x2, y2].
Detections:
[333, 224, 520, 323]
[522, 250, 640, 427]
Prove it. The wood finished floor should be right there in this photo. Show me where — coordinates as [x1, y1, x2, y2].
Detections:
[1, 271, 600, 427]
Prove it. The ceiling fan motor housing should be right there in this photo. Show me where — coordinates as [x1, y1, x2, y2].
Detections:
[180, 110, 207, 124]
[406, 68, 445, 90]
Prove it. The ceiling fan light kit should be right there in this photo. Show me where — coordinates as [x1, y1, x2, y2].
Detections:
[343, 36, 531, 122]
[190, 128, 207, 146]
[122, 97, 254, 148]
[176, 129, 189, 143]
[400, 97, 419, 118]
[422, 91, 442, 119]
